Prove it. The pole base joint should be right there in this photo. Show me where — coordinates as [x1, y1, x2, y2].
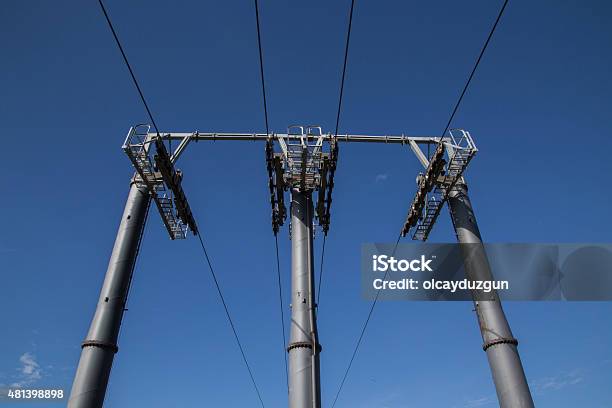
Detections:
[287, 341, 322, 353]
[482, 337, 518, 351]
[81, 340, 119, 354]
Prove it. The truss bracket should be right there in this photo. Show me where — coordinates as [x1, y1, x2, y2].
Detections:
[401, 130, 477, 241]
[122, 125, 197, 239]
[170, 132, 193, 164]
[409, 139, 429, 168]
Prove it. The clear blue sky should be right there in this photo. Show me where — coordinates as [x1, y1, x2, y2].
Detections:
[1, 0, 611, 407]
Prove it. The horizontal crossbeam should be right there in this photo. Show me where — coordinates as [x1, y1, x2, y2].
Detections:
[148, 132, 446, 145]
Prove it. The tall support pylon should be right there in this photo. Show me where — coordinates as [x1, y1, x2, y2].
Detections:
[70, 127, 197, 407]
[71, 126, 534, 407]
[68, 182, 150, 408]
[448, 181, 535, 408]
[287, 189, 322, 408]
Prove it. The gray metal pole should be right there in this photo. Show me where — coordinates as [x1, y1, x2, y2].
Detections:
[448, 181, 534, 408]
[288, 189, 321, 408]
[68, 181, 150, 408]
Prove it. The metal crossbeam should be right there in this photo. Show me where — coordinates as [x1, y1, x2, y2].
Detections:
[148, 132, 444, 145]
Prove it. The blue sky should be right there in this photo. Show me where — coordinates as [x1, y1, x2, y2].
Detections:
[1, 0, 612, 407]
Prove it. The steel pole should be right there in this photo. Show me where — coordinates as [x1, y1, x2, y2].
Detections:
[288, 189, 321, 408]
[448, 181, 534, 408]
[68, 181, 150, 408]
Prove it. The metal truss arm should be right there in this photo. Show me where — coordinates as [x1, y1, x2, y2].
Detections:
[170, 132, 193, 164]
[123, 125, 197, 239]
[154, 138, 198, 235]
[401, 130, 478, 241]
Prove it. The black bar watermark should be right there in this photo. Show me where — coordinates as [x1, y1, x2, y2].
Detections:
[362, 243, 612, 301]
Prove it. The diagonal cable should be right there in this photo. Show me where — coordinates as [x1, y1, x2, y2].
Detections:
[331, 3, 510, 405]
[316, 234, 327, 306]
[97, 0, 160, 137]
[196, 233, 266, 408]
[331, 234, 401, 408]
[440, 0, 509, 137]
[99, 0, 265, 405]
[253, 0, 270, 136]
[318, 0, 356, 311]
[253, 0, 289, 392]
[334, 0, 356, 138]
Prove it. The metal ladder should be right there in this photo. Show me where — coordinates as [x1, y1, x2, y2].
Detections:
[413, 190, 444, 241]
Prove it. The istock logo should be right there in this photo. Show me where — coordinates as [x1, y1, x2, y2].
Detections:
[372, 254, 434, 272]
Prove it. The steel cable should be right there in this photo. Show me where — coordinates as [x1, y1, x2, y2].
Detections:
[316, 234, 327, 306]
[98, 2, 265, 405]
[330, 1, 510, 404]
[196, 233, 266, 408]
[97, 0, 161, 137]
[253, 0, 289, 393]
